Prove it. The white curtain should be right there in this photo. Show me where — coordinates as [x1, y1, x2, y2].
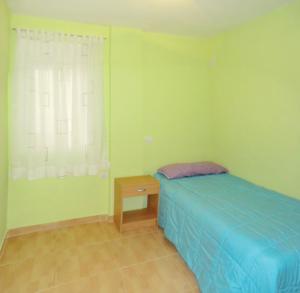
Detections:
[11, 29, 109, 180]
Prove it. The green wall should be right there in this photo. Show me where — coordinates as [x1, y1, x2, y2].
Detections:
[142, 32, 212, 174]
[7, 16, 212, 228]
[0, 0, 10, 246]
[110, 28, 212, 213]
[110, 27, 145, 212]
[6, 0, 300, 230]
[210, 0, 300, 199]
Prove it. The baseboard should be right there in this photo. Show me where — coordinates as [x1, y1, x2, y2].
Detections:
[0, 231, 7, 260]
[6, 214, 114, 238]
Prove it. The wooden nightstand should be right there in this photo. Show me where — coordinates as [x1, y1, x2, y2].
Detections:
[114, 175, 160, 232]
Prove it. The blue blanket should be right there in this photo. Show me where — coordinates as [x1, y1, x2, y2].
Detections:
[155, 173, 300, 293]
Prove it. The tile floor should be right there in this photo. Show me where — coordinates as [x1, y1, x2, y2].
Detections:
[0, 223, 200, 292]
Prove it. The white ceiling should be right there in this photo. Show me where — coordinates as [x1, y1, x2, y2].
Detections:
[7, 0, 294, 36]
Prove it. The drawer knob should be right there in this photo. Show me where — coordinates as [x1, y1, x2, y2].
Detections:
[137, 188, 146, 192]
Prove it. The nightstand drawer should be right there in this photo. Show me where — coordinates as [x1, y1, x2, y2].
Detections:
[121, 184, 159, 197]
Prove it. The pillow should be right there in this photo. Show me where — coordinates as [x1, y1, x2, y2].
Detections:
[157, 162, 228, 179]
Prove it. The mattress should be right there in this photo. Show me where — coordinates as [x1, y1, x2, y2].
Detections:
[155, 173, 300, 293]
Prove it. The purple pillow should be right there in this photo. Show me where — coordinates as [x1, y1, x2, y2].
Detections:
[157, 162, 228, 179]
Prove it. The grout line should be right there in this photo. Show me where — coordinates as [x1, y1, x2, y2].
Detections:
[118, 252, 178, 270]
[35, 246, 177, 291]
[36, 253, 179, 293]
[0, 227, 160, 267]
[119, 267, 129, 293]
[0, 223, 177, 292]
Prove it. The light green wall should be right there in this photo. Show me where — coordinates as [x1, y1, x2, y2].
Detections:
[110, 27, 145, 212]
[110, 29, 212, 212]
[7, 16, 212, 228]
[142, 32, 212, 174]
[210, 0, 300, 199]
[8, 0, 300, 229]
[0, 0, 10, 245]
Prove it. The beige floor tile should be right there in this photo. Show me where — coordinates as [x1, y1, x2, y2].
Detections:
[41, 270, 125, 293]
[108, 233, 174, 269]
[53, 248, 81, 286]
[99, 222, 159, 241]
[97, 223, 123, 241]
[71, 223, 110, 246]
[0, 250, 58, 292]
[0, 222, 200, 293]
[0, 258, 38, 293]
[0, 235, 37, 265]
[174, 255, 199, 288]
[52, 228, 77, 252]
[121, 254, 197, 293]
[40, 277, 99, 293]
[30, 253, 56, 290]
[94, 269, 125, 292]
[186, 287, 201, 293]
[0, 230, 68, 266]
[108, 238, 141, 268]
[78, 242, 120, 277]
[152, 229, 177, 255]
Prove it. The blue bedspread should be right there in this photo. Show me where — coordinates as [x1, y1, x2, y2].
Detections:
[155, 173, 300, 293]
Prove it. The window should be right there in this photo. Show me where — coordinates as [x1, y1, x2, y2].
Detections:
[11, 29, 109, 180]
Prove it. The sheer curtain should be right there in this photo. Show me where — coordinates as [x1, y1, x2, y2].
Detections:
[11, 29, 109, 180]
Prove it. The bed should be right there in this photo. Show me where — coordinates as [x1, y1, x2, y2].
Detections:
[155, 173, 300, 293]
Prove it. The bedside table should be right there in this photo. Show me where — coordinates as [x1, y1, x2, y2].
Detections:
[114, 175, 160, 232]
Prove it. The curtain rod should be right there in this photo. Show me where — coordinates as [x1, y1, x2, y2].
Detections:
[11, 27, 107, 39]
